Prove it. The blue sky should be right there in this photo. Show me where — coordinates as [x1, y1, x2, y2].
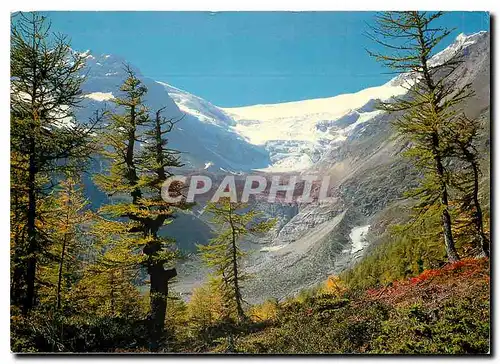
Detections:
[43, 11, 489, 107]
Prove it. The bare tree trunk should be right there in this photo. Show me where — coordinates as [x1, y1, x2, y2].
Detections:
[56, 188, 71, 310]
[433, 140, 460, 262]
[228, 205, 245, 322]
[110, 270, 115, 316]
[440, 186, 460, 263]
[231, 239, 245, 322]
[442, 208, 460, 262]
[11, 190, 26, 306]
[148, 261, 176, 352]
[56, 236, 68, 310]
[470, 159, 489, 257]
[149, 264, 167, 352]
[24, 146, 37, 314]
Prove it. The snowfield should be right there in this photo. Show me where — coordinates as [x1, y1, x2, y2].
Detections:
[84, 92, 114, 102]
[159, 79, 408, 173]
[223, 79, 408, 145]
[349, 225, 371, 254]
[220, 80, 406, 171]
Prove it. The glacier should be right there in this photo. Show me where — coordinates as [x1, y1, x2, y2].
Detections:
[67, 31, 489, 302]
[74, 31, 487, 174]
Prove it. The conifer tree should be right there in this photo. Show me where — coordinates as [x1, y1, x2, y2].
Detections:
[367, 11, 474, 262]
[10, 151, 29, 305]
[187, 282, 226, 333]
[198, 198, 275, 322]
[94, 66, 187, 351]
[10, 12, 99, 312]
[444, 115, 489, 257]
[69, 249, 146, 320]
[37, 178, 93, 310]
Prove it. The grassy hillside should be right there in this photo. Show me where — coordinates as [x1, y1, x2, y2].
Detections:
[223, 258, 490, 354]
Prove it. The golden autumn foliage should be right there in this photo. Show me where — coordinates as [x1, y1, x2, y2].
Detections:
[37, 179, 94, 309]
[9, 11, 491, 354]
[69, 265, 146, 319]
[249, 299, 279, 322]
[322, 275, 348, 297]
[187, 281, 227, 329]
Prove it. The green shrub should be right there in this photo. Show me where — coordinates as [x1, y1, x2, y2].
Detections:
[372, 298, 490, 354]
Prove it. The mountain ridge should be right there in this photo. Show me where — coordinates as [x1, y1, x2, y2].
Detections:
[153, 31, 488, 172]
[72, 30, 490, 303]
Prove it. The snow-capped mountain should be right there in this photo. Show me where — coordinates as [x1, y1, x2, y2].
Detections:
[153, 31, 487, 173]
[223, 80, 406, 171]
[157, 82, 236, 127]
[429, 31, 488, 67]
[150, 72, 408, 172]
[75, 31, 486, 175]
[74, 52, 271, 173]
[71, 31, 489, 302]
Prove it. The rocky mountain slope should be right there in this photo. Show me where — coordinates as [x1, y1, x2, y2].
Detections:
[237, 31, 490, 302]
[75, 52, 271, 173]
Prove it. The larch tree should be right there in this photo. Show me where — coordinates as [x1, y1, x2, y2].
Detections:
[367, 11, 474, 262]
[69, 246, 146, 320]
[198, 198, 276, 323]
[93, 66, 187, 351]
[11, 151, 30, 305]
[37, 178, 93, 311]
[443, 115, 489, 257]
[10, 12, 99, 313]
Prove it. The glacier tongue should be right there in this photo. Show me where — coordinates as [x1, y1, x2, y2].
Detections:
[221, 82, 407, 172]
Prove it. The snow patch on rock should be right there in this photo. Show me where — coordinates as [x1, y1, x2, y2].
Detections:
[260, 244, 286, 252]
[349, 225, 370, 254]
[84, 92, 114, 102]
[158, 81, 235, 127]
